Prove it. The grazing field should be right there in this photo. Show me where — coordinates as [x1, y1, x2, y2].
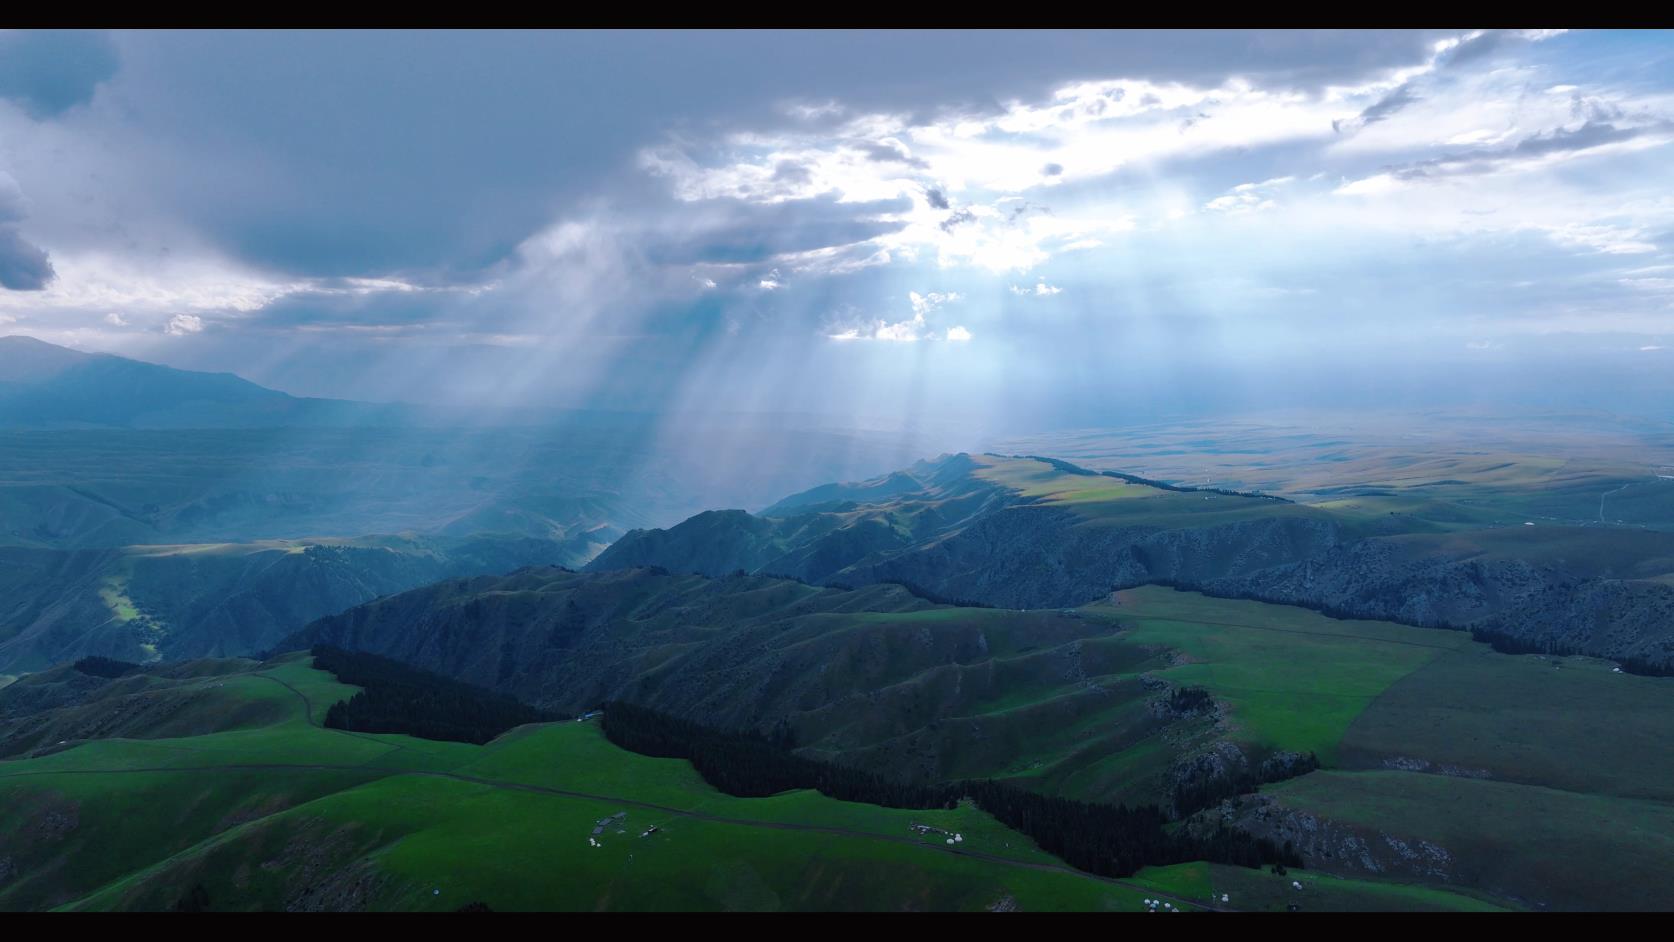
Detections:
[1074, 587, 1674, 910]
[1259, 771, 1674, 911]
[1338, 646, 1674, 802]
[10, 588, 1674, 911]
[0, 654, 1172, 912]
[1088, 587, 1475, 761]
[973, 455, 1326, 528]
[1134, 862, 1510, 912]
[995, 414, 1674, 531]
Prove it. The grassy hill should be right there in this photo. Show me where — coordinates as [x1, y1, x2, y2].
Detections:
[291, 569, 1674, 910]
[0, 652, 1509, 911]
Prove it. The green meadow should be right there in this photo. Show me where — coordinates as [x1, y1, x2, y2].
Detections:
[7, 583, 1674, 911]
[0, 654, 1171, 912]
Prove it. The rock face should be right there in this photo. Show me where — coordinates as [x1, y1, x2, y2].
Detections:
[1207, 794, 1456, 883]
[588, 454, 1674, 671]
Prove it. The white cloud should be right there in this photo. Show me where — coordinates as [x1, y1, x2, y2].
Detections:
[909, 290, 962, 316]
[1547, 225, 1659, 256]
[825, 293, 971, 343]
[103, 312, 127, 326]
[164, 313, 204, 336]
[1010, 281, 1061, 297]
[1204, 176, 1294, 214]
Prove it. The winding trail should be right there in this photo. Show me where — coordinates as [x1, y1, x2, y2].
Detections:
[1599, 481, 1635, 524]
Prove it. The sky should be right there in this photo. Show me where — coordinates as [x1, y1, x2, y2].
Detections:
[1, 29, 1672, 435]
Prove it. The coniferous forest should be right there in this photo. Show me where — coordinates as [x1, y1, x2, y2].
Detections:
[314, 645, 554, 744]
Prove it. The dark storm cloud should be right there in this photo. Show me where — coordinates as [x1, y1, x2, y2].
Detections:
[1, 30, 1456, 286]
[0, 227, 55, 290]
[1387, 121, 1664, 181]
[0, 30, 119, 118]
[1339, 83, 1419, 133]
[855, 139, 928, 168]
[1511, 120, 1653, 157]
[939, 209, 976, 233]
[1439, 29, 1524, 70]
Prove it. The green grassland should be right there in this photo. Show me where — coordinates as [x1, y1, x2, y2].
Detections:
[1080, 589, 1674, 910]
[0, 654, 1174, 912]
[0, 650, 1510, 912]
[1090, 587, 1476, 761]
[1338, 646, 1674, 801]
[1260, 771, 1674, 911]
[8, 585, 1674, 911]
[1134, 862, 1509, 912]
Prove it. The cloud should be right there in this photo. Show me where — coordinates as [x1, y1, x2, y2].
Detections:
[1204, 176, 1294, 213]
[1010, 280, 1061, 297]
[826, 290, 969, 342]
[938, 209, 976, 233]
[1333, 84, 1419, 134]
[909, 290, 962, 315]
[1335, 116, 1673, 198]
[0, 30, 119, 118]
[164, 312, 204, 335]
[0, 227, 54, 290]
[1546, 225, 1659, 256]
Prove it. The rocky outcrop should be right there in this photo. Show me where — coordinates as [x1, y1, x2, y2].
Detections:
[1207, 794, 1455, 882]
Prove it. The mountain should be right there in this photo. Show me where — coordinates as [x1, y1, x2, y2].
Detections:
[589, 453, 1012, 583]
[589, 453, 1674, 670]
[0, 336, 410, 429]
[291, 567, 1271, 808]
[287, 567, 1674, 910]
[0, 534, 589, 674]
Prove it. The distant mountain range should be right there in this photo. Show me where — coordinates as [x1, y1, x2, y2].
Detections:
[589, 453, 1674, 670]
[0, 336, 413, 429]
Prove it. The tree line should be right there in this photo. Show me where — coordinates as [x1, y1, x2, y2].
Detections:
[313, 645, 555, 744]
[73, 656, 142, 678]
[600, 700, 1299, 879]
